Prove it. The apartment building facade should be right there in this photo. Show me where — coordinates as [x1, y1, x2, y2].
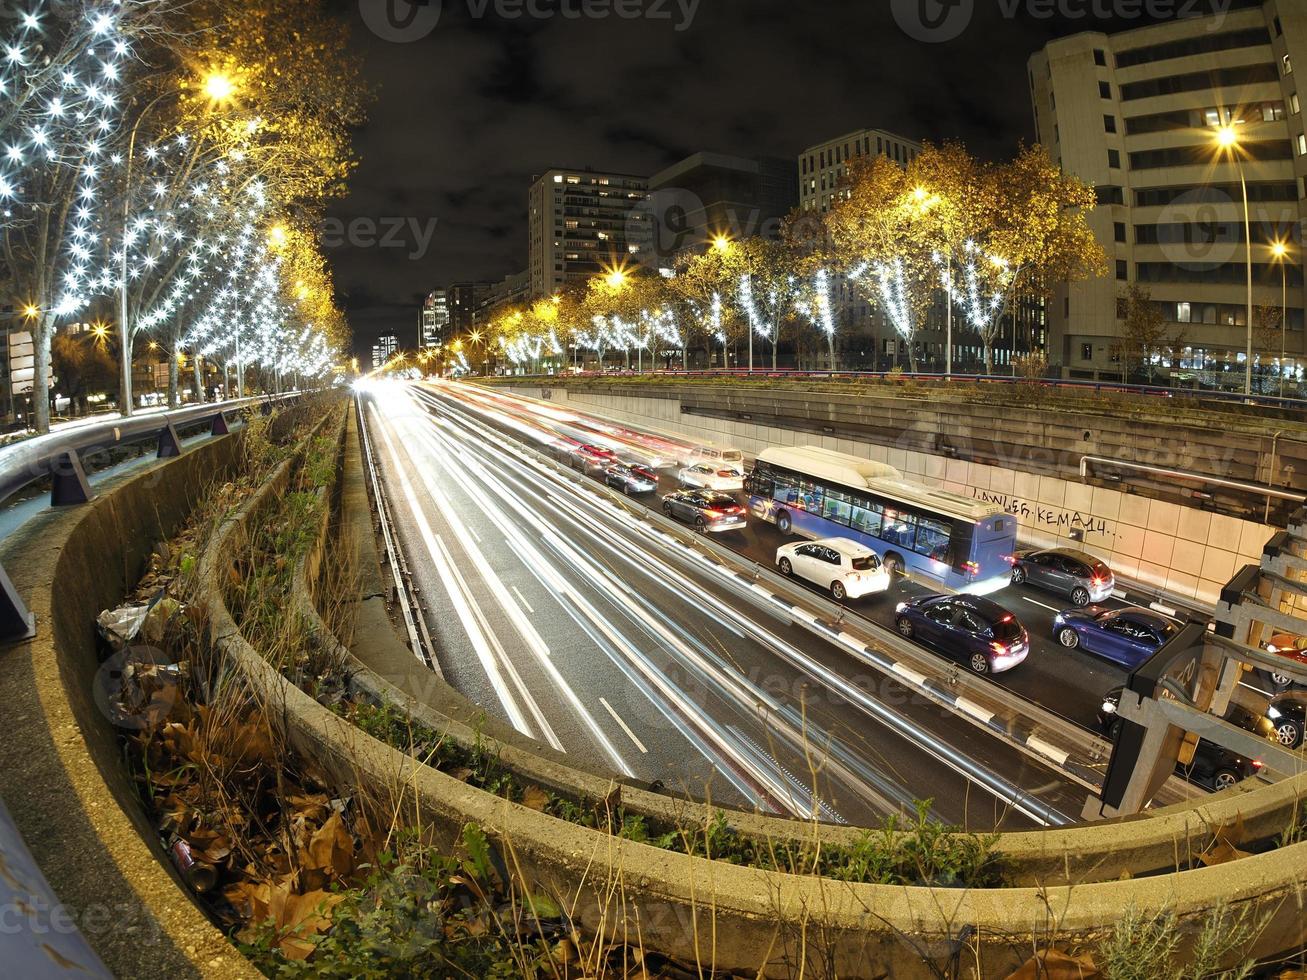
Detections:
[798, 128, 923, 214]
[528, 168, 650, 298]
[1029, 3, 1307, 385]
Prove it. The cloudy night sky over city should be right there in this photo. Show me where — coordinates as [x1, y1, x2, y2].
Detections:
[327, 0, 1254, 355]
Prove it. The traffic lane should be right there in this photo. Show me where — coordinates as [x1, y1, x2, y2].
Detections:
[630, 468, 1131, 731]
[377, 391, 933, 824]
[412, 387, 1083, 827]
[369, 394, 755, 802]
[403, 391, 1009, 825]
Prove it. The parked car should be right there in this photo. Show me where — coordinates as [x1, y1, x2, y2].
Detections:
[661, 490, 748, 533]
[776, 538, 891, 601]
[604, 464, 658, 495]
[1010, 548, 1114, 607]
[1052, 606, 1179, 668]
[678, 462, 744, 492]
[1263, 632, 1307, 688]
[1097, 687, 1265, 792]
[1266, 692, 1306, 749]
[893, 594, 1029, 675]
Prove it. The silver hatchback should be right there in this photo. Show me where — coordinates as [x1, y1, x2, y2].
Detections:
[1011, 548, 1114, 607]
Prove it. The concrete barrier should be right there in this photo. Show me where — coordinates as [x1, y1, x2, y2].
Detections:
[0, 424, 261, 979]
[186, 397, 1307, 975]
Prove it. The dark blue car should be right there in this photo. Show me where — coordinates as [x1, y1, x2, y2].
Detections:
[1053, 606, 1178, 668]
[894, 594, 1029, 675]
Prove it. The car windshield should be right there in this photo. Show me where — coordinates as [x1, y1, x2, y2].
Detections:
[851, 555, 879, 571]
[991, 617, 1023, 643]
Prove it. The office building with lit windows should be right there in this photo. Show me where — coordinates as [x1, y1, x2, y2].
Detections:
[371, 333, 398, 370]
[1029, 3, 1307, 385]
[421, 289, 450, 350]
[528, 168, 650, 298]
[798, 129, 922, 214]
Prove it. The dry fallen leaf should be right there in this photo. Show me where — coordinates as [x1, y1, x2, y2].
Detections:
[521, 785, 551, 812]
[1004, 949, 1099, 980]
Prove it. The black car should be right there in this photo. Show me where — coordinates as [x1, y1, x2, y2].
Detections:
[661, 490, 747, 533]
[1097, 688, 1265, 792]
[604, 464, 658, 495]
[1266, 692, 1306, 749]
[893, 594, 1029, 674]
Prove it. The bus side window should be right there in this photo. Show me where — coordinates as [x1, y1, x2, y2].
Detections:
[822, 489, 853, 526]
[881, 508, 917, 549]
[850, 500, 883, 537]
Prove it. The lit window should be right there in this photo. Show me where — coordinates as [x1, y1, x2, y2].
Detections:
[1298, 134, 1307, 156]
[1285, 54, 1294, 75]
[553, 175, 563, 183]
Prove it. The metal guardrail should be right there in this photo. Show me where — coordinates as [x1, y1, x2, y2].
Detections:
[0, 392, 303, 642]
[500, 368, 1307, 414]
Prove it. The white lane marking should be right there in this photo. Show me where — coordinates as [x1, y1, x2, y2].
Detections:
[1026, 736, 1071, 767]
[600, 697, 649, 754]
[511, 585, 535, 614]
[749, 583, 774, 599]
[1149, 602, 1178, 617]
[837, 631, 866, 651]
[1022, 596, 1063, 614]
[468, 526, 482, 544]
[790, 607, 818, 625]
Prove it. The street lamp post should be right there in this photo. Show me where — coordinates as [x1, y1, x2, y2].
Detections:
[1274, 241, 1290, 397]
[1215, 125, 1255, 396]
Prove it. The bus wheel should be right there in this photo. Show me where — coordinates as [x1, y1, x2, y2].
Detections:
[776, 511, 792, 534]
[884, 554, 904, 577]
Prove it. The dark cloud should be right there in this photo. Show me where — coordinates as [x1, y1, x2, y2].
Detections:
[327, 0, 1255, 357]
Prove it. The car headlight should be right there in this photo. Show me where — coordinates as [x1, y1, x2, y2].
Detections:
[1267, 645, 1279, 653]
[1053, 614, 1064, 626]
[1268, 706, 1282, 720]
[1101, 701, 1117, 714]
[895, 602, 908, 614]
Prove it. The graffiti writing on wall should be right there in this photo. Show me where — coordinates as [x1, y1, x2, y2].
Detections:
[971, 489, 1112, 538]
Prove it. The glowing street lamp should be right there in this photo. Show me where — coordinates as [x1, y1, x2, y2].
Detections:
[605, 268, 628, 289]
[1213, 122, 1254, 395]
[712, 235, 731, 254]
[203, 71, 236, 104]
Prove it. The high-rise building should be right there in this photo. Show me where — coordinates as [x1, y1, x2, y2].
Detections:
[470, 270, 531, 329]
[644, 152, 798, 267]
[528, 168, 650, 298]
[448, 282, 491, 335]
[371, 332, 398, 370]
[421, 289, 450, 350]
[798, 129, 923, 214]
[1029, 3, 1307, 383]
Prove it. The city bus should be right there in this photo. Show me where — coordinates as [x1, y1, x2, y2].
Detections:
[745, 446, 1018, 592]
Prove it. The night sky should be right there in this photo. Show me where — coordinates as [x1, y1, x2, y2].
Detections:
[326, 0, 1254, 356]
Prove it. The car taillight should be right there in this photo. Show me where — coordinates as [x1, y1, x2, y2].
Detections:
[1253, 760, 1265, 770]
[1092, 577, 1106, 587]
[1004, 555, 1017, 565]
[703, 509, 723, 518]
[964, 561, 980, 575]
[990, 642, 1008, 655]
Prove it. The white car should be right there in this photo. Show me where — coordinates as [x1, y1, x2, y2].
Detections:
[776, 538, 891, 601]
[678, 462, 744, 492]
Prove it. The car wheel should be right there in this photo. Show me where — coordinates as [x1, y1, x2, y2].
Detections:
[1071, 587, 1091, 608]
[1275, 719, 1303, 749]
[778, 558, 793, 577]
[694, 516, 707, 533]
[776, 511, 792, 535]
[662, 502, 673, 517]
[1107, 718, 1123, 740]
[896, 617, 914, 639]
[832, 581, 847, 601]
[1211, 769, 1239, 792]
[1058, 627, 1080, 649]
[969, 653, 991, 675]
[1271, 672, 1292, 688]
[1010, 566, 1026, 585]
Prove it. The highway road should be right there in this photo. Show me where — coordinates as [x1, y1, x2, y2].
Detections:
[359, 379, 1161, 830]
